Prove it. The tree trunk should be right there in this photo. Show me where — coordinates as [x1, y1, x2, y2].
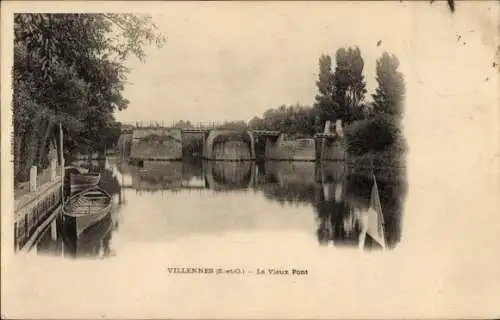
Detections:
[13, 132, 23, 184]
[22, 116, 44, 181]
[36, 119, 54, 169]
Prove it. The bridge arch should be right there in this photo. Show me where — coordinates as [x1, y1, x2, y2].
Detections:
[203, 130, 255, 160]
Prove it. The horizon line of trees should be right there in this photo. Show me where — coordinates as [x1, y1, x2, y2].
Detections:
[248, 47, 406, 156]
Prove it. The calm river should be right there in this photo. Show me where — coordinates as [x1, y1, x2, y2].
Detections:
[34, 156, 407, 259]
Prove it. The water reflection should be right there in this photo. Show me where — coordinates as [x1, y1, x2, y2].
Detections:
[36, 209, 119, 259]
[36, 156, 406, 258]
[205, 161, 255, 191]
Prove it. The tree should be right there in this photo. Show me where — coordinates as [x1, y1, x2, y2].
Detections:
[217, 121, 248, 131]
[248, 116, 265, 130]
[332, 47, 367, 124]
[372, 52, 405, 118]
[313, 54, 337, 130]
[13, 13, 165, 182]
[250, 104, 316, 138]
[173, 120, 193, 129]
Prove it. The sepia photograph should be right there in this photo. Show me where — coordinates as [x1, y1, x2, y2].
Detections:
[1, 1, 499, 318]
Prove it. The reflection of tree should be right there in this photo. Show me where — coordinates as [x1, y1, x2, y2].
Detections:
[260, 182, 316, 205]
[373, 170, 406, 248]
[315, 190, 351, 245]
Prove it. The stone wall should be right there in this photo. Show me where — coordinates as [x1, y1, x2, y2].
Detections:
[212, 140, 252, 160]
[130, 128, 183, 161]
[319, 138, 347, 161]
[117, 133, 133, 157]
[203, 130, 255, 160]
[265, 135, 316, 161]
[316, 119, 347, 161]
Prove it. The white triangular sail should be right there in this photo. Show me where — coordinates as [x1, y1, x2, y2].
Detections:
[365, 175, 386, 249]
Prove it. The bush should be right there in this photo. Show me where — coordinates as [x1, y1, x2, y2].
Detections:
[345, 114, 404, 155]
[212, 131, 252, 146]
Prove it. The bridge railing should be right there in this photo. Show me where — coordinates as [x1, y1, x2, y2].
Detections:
[122, 121, 227, 130]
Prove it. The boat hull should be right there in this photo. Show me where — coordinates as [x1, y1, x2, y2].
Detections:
[63, 187, 111, 237]
[77, 213, 113, 257]
[74, 209, 110, 238]
[70, 173, 101, 196]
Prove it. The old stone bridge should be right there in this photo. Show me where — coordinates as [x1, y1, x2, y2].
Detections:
[118, 121, 346, 162]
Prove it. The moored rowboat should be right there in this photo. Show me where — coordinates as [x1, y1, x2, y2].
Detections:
[62, 186, 112, 237]
[70, 172, 101, 196]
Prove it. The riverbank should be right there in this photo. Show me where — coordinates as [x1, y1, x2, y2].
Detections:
[14, 166, 59, 200]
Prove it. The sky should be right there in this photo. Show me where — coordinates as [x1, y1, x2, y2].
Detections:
[116, 2, 498, 125]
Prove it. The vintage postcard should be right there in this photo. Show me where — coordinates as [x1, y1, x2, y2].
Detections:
[1, 1, 499, 318]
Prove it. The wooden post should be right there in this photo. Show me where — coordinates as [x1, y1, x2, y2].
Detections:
[335, 182, 342, 203]
[50, 158, 57, 182]
[335, 119, 344, 137]
[29, 166, 37, 192]
[50, 218, 57, 240]
[59, 122, 65, 202]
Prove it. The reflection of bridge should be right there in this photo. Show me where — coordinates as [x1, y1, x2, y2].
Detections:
[119, 121, 345, 162]
[114, 159, 349, 192]
[111, 156, 401, 249]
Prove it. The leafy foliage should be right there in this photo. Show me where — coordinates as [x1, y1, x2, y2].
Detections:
[13, 13, 165, 182]
[312, 47, 368, 129]
[247, 47, 406, 162]
[344, 114, 404, 156]
[372, 52, 406, 118]
[249, 104, 319, 138]
[332, 47, 367, 123]
[314, 54, 337, 127]
[216, 121, 248, 132]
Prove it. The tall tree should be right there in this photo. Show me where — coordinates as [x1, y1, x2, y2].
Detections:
[332, 47, 367, 124]
[372, 52, 405, 118]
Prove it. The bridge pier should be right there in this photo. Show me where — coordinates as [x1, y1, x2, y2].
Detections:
[314, 120, 346, 161]
[129, 128, 183, 161]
